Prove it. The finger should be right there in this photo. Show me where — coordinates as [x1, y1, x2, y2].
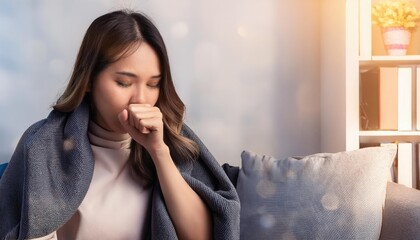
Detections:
[137, 118, 161, 132]
[129, 111, 136, 128]
[118, 108, 128, 122]
[140, 126, 150, 134]
[127, 104, 153, 114]
[128, 103, 152, 109]
[118, 109, 141, 137]
[126, 112, 151, 134]
[137, 118, 151, 134]
[127, 106, 162, 119]
[126, 106, 162, 133]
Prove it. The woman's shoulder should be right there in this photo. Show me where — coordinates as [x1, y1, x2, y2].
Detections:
[17, 109, 62, 145]
[180, 124, 198, 140]
[21, 108, 72, 142]
[18, 119, 48, 147]
[6, 118, 49, 166]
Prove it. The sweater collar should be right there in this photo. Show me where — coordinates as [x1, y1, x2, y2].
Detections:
[88, 121, 131, 149]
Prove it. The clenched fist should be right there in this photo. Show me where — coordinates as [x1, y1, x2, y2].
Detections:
[118, 104, 167, 154]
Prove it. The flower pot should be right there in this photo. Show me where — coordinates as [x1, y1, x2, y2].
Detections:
[382, 27, 411, 56]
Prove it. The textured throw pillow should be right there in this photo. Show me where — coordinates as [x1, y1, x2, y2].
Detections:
[236, 146, 397, 240]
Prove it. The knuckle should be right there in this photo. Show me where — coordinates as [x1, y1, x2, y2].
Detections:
[128, 105, 135, 112]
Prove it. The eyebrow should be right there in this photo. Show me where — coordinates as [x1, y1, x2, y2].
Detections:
[115, 71, 161, 79]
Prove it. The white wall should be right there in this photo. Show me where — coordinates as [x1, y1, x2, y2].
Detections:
[320, 0, 347, 153]
[0, 0, 321, 166]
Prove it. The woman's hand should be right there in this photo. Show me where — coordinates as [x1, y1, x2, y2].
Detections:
[119, 104, 212, 239]
[118, 104, 167, 154]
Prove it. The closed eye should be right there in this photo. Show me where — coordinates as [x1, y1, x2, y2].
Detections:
[116, 80, 131, 88]
[147, 82, 160, 88]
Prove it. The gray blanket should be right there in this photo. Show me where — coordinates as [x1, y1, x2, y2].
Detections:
[0, 99, 240, 239]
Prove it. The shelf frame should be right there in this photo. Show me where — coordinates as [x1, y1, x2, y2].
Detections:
[360, 131, 420, 136]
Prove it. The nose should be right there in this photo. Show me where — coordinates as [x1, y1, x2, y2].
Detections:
[131, 86, 147, 104]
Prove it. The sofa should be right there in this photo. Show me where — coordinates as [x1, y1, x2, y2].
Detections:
[222, 146, 420, 240]
[2, 146, 420, 239]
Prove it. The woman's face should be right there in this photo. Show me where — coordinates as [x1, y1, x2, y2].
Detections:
[91, 43, 161, 133]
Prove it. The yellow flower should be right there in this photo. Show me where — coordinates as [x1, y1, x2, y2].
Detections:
[372, 0, 420, 29]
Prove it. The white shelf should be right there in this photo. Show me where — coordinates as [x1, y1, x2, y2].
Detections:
[360, 131, 420, 145]
[359, 55, 420, 66]
[360, 131, 420, 136]
[354, 0, 420, 148]
[356, 0, 420, 190]
[372, 55, 420, 61]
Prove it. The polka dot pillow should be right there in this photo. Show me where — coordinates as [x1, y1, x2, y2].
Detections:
[236, 146, 396, 240]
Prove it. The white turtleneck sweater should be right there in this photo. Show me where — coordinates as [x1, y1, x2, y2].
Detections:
[32, 121, 152, 240]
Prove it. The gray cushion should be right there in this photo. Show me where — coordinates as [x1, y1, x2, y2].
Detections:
[236, 146, 397, 240]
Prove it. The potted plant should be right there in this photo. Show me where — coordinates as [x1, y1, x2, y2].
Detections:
[372, 0, 420, 55]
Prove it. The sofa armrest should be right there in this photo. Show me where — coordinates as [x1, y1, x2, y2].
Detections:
[0, 162, 8, 179]
[380, 181, 420, 240]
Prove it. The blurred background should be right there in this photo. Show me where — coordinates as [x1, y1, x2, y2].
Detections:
[0, 0, 322, 166]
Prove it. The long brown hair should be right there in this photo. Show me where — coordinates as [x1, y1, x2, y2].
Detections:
[54, 10, 198, 186]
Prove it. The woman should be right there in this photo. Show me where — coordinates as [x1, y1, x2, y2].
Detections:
[0, 10, 240, 240]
